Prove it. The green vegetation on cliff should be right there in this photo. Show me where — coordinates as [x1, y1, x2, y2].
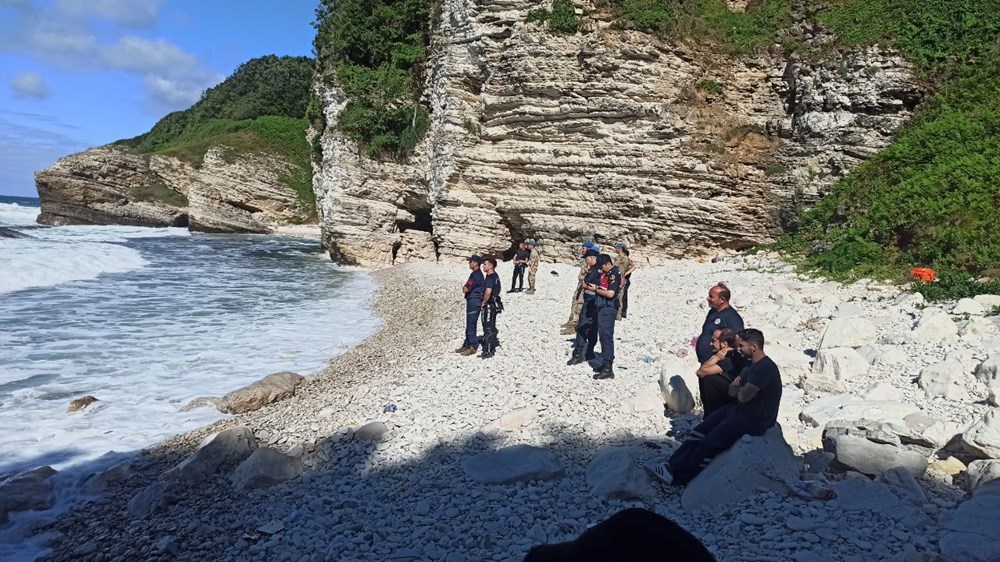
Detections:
[313, 0, 433, 158]
[117, 55, 316, 217]
[776, 0, 1000, 299]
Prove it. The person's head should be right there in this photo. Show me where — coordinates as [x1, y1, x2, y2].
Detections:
[736, 328, 765, 358]
[527, 240, 537, 248]
[711, 328, 736, 352]
[614, 241, 627, 255]
[596, 253, 614, 272]
[584, 249, 599, 267]
[581, 241, 598, 256]
[707, 283, 731, 311]
[483, 258, 497, 273]
[518, 241, 526, 250]
[468, 255, 483, 270]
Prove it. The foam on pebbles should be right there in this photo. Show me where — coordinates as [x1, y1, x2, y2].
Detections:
[34, 257, 998, 561]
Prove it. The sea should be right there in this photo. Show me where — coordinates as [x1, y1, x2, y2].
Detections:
[0, 195, 381, 560]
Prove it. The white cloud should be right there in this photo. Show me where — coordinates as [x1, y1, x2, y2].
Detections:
[10, 71, 49, 99]
[0, 1, 222, 111]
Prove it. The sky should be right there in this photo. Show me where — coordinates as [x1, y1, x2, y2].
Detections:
[0, 0, 319, 197]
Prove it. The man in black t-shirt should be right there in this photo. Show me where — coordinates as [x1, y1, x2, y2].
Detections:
[457, 255, 485, 355]
[695, 328, 745, 418]
[695, 283, 744, 363]
[480, 258, 503, 358]
[647, 329, 781, 487]
[510, 241, 530, 292]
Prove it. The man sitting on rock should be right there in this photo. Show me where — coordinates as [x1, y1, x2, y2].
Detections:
[647, 328, 782, 486]
[696, 328, 745, 419]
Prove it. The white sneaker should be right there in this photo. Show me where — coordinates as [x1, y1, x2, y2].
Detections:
[644, 461, 673, 485]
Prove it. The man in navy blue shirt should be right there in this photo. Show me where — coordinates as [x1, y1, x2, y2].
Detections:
[480, 258, 503, 358]
[456, 255, 485, 355]
[591, 254, 622, 380]
[695, 283, 744, 363]
[567, 250, 601, 365]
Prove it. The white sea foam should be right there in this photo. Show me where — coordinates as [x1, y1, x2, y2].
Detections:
[0, 239, 148, 295]
[0, 202, 40, 226]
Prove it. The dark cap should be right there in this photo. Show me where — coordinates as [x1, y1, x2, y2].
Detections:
[584, 249, 600, 258]
[596, 253, 613, 266]
[614, 241, 627, 249]
[468, 255, 483, 264]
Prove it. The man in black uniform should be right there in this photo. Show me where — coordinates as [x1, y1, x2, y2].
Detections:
[480, 258, 502, 358]
[510, 241, 530, 293]
[567, 249, 601, 365]
[695, 283, 744, 363]
[695, 328, 745, 418]
[591, 254, 622, 380]
[456, 255, 485, 356]
[647, 328, 782, 486]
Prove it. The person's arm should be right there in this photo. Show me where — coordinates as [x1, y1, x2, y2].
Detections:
[728, 376, 742, 398]
[482, 286, 493, 307]
[737, 383, 762, 404]
[696, 349, 728, 378]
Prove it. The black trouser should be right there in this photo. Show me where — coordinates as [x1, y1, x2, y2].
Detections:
[667, 404, 769, 486]
[481, 302, 500, 355]
[699, 374, 734, 419]
[512, 264, 526, 290]
[621, 277, 630, 316]
[573, 296, 599, 359]
[596, 302, 617, 364]
[464, 299, 481, 349]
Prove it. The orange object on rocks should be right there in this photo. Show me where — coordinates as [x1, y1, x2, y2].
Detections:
[910, 267, 936, 282]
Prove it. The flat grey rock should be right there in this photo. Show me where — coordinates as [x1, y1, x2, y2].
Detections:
[462, 445, 564, 484]
[585, 447, 653, 500]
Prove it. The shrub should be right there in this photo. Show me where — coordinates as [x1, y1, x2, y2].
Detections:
[313, 0, 433, 158]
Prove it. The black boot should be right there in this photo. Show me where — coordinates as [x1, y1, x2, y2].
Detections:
[593, 361, 615, 380]
[567, 352, 587, 366]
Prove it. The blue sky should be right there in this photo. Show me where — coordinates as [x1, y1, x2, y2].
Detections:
[0, 0, 318, 197]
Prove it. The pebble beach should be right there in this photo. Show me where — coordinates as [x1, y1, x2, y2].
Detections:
[32, 254, 1000, 562]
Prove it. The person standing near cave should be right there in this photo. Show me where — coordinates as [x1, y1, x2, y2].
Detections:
[613, 242, 636, 320]
[561, 241, 600, 335]
[480, 258, 503, 358]
[510, 240, 530, 293]
[526, 239, 541, 295]
[456, 255, 485, 355]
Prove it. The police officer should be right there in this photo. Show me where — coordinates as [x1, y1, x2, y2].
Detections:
[591, 254, 621, 380]
[525, 239, 541, 295]
[456, 255, 485, 356]
[480, 258, 502, 358]
[560, 241, 600, 335]
[510, 241, 530, 292]
[567, 249, 601, 365]
[613, 242, 637, 320]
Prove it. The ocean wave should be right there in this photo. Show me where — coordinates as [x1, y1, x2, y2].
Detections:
[0, 239, 148, 295]
[30, 224, 191, 243]
[0, 202, 40, 227]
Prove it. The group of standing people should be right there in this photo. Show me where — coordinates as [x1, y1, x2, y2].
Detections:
[455, 240, 541, 359]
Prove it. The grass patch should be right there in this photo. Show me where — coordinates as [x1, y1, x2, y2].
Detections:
[131, 182, 188, 207]
[527, 0, 581, 33]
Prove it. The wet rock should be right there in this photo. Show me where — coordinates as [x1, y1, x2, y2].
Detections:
[217, 371, 304, 414]
[67, 395, 99, 413]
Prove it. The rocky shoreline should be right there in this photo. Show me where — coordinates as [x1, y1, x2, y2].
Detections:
[28, 255, 1000, 561]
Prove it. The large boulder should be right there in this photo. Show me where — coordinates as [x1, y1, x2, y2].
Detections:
[229, 447, 303, 490]
[961, 316, 1000, 341]
[974, 354, 1000, 406]
[659, 372, 695, 414]
[126, 480, 177, 518]
[217, 371, 304, 414]
[954, 298, 986, 316]
[966, 460, 1000, 494]
[0, 466, 57, 524]
[962, 410, 1000, 459]
[911, 307, 959, 344]
[799, 395, 920, 428]
[819, 317, 877, 349]
[939, 490, 1000, 562]
[462, 445, 564, 484]
[585, 448, 653, 500]
[973, 294, 1000, 309]
[822, 421, 929, 477]
[681, 425, 800, 512]
[918, 361, 970, 400]
[162, 426, 257, 482]
[811, 347, 870, 381]
[82, 459, 133, 493]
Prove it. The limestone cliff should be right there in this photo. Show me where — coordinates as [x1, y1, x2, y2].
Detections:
[314, 0, 922, 267]
[36, 146, 309, 233]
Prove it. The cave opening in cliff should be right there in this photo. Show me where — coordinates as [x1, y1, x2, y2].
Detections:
[171, 214, 189, 228]
[497, 211, 528, 262]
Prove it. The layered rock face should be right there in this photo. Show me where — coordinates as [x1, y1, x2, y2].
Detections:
[315, 0, 922, 267]
[36, 145, 307, 233]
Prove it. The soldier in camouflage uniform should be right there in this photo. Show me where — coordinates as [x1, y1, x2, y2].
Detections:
[525, 239, 541, 295]
[560, 241, 599, 335]
[613, 242, 637, 320]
